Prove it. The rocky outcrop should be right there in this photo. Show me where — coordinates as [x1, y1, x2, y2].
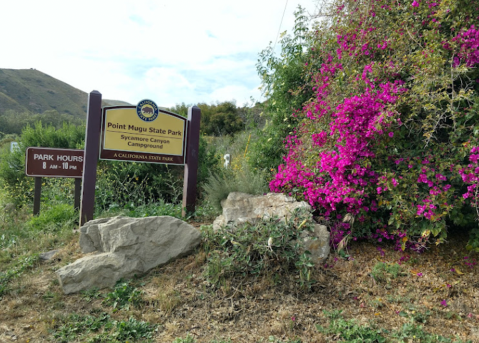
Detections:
[213, 192, 330, 264]
[213, 192, 311, 231]
[56, 216, 201, 294]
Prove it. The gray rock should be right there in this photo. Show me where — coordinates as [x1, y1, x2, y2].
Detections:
[39, 249, 59, 261]
[298, 224, 330, 264]
[56, 252, 143, 294]
[57, 216, 201, 294]
[78, 217, 111, 253]
[213, 192, 311, 231]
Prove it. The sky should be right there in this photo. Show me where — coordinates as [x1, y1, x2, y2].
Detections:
[1, 0, 320, 108]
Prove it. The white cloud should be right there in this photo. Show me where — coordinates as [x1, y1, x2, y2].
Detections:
[1, 0, 318, 107]
[208, 85, 262, 107]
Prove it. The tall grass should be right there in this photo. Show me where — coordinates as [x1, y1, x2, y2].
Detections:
[203, 131, 269, 211]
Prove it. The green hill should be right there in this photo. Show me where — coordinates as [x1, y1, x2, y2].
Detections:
[0, 69, 130, 118]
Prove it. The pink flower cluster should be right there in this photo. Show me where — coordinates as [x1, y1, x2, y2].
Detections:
[270, 62, 403, 217]
[464, 256, 478, 269]
[458, 147, 479, 203]
[452, 26, 479, 67]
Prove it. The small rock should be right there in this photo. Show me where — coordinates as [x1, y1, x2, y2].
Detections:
[299, 224, 330, 264]
[39, 250, 59, 261]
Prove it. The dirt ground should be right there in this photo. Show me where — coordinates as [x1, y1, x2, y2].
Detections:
[1, 223, 478, 343]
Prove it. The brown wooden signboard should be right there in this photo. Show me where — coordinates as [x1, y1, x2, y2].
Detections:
[25, 147, 84, 215]
[26, 147, 84, 178]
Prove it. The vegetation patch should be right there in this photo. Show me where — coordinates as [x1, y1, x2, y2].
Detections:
[202, 209, 316, 289]
[52, 313, 157, 343]
[0, 254, 38, 297]
[103, 280, 144, 311]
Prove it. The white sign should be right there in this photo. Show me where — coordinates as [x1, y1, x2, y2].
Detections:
[10, 141, 19, 153]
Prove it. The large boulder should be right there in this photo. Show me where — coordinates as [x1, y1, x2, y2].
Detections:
[56, 216, 201, 294]
[213, 192, 311, 231]
[213, 192, 330, 264]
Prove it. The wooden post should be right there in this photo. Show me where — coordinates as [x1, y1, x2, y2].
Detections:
[182, 106, 201, 217]
[74, 178, 81, 210]
[33, 177, 42, 215]
[79, 91, 102, 226]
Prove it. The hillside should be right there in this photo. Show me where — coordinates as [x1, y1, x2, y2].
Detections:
[0, 69, 129, 118]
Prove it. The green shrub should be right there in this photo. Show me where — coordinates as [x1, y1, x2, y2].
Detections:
[201, 208, 315, 288]
[0, 109, 84, 136]
[103, 280, 143, 311]
[25, 204, 77, 232]
[168, 101, 244, 137]
[264, 0, 479, 250]
[0, 121, 85, 207]
[249, 6, 315, 172]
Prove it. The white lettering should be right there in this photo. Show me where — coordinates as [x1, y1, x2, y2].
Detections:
[34, 154, 54, 161]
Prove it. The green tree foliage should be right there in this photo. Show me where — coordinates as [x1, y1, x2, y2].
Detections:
[248, 6, 316, 171]
[168, 102, 244, 136]
[198, 101, 244, 136]
[0, 109, 84, 135]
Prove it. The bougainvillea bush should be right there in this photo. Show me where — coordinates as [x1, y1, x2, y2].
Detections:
[269, 0, 479, 251]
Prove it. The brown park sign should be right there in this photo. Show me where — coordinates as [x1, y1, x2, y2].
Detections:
[79, 93, 200, 225]
[99, 105, 187, 164]
[26, 147, 84, 178]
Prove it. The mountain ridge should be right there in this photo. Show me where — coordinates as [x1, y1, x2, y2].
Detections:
[0, 68, 130, 118]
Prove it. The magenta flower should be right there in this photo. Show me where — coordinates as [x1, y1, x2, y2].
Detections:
[417, 272, 423, 277]
[388, 132, 394, 138]
[412, 0, 419, 7]
[441, 299, 448, 307]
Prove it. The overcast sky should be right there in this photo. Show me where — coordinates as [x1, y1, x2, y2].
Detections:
[1, 0, 319, 107]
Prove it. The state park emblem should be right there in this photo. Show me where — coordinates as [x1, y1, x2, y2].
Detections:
[136, 99, 159, 122]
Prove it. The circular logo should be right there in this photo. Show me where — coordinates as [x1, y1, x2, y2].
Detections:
[136, 99, 159, 122]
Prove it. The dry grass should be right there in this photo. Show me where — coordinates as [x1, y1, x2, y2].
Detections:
[0, 227, 478, 342]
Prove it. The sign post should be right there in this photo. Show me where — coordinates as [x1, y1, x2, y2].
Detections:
[25, 147, 84, 215]
[79, 92, 201, 226]
[34, 177, 42, 215]
[79, 91, 102, 226]
[182, 106, 201, 217]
